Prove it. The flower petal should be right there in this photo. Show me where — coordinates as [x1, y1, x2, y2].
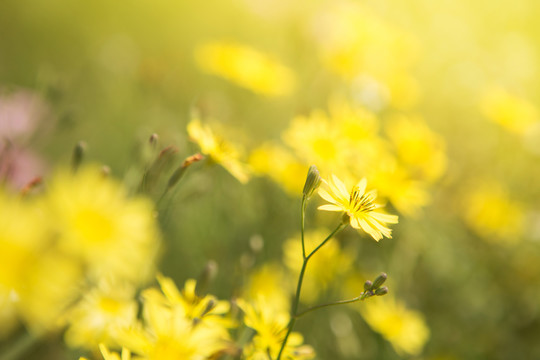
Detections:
[318, 204, 345, 212]
[331, 174, 349, 199]
[370, 212, 399, 224]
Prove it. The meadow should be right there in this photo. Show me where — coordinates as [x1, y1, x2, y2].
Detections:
[1, 1, 540, 359]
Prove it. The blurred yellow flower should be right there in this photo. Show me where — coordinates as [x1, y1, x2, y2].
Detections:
[237, 297, 315, 360]
[385, 115, 447, 183]
[188, 118, 251, 184]
[117, 276, 232, 360]
[195, 41, 295, 96]
[18, 250, 83, 332]
[360, 296, 430, 356]
[318, 175, 398, 241]
[143, 274, 233, 330]
[283, 110, 349, 173]
[463, 183, 524, 244]
[368, 160, 430, 217]
[242, 263, 291, 314]
[64, 279, 138, 349]
[480, 87, 539, 135]
[43, 165, 160, 284]
[283, 229, 354, 302]
[249, 143, 306, 195]
[0, 188, 43, 296]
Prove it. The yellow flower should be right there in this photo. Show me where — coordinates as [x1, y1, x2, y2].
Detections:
[282, 111, 348, 172]
[237, 297, 315, 360]
[64, 278, 139, 349]
[18, 249, 82, 332]
[115, 275, 233, 360]
[368, 160, 430, 217]
[187, 118, 251, 184]
[463, 182, 524, 244]
[143, 274, 233, 330]
[318, 175, 398, 241]
[195, 41, 295, 96]
[43, 165, 161, 284]
[385, 115, 447, 183]
[360, 296, 430, 356]
[242, 264, 291, 314]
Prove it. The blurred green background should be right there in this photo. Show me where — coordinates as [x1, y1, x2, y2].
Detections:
[2, 0, 540, 359]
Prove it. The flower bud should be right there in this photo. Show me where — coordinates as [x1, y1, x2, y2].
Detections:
[372, 273, 387, 289]
[302, 165, 321, 199]
[364, 280, 373, 292]
[375, 286, 389, 296]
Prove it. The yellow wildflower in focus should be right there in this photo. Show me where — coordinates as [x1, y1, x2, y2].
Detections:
[195, 41, 295, 96]
[480, 87, 539, 135]
[360, 296, 430, 356]
[43, 165, 160, 284]
[187, 118, 251, 183]
[463, 183, 524, 244]
[237, 297, 315, 360]
[283, 229, 353, 303]
[117, 276, 233, 360]
[318, 175, 398, 241]
[64, 279, 138, 349]
[249, 143, 306, 195]
[385, 115, 447, 183]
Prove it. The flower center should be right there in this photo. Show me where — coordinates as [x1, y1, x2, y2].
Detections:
[350, 186, 377, 213]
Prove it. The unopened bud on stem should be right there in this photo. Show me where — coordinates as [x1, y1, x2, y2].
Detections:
[372, 273, 387, 290]
[302, 165, 321, 199]
[364, 280, 373, 292]
[375, 286, 389, 296]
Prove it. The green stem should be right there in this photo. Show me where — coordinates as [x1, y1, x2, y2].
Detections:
[301, 196, 307, 259]
[295, 295, 364, 318]
[276, 222, 346, 360]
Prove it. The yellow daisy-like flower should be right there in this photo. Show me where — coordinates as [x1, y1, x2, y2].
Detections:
[43, 165, 161, 284]
[237, 297, 315, 360]
[187, 118, 251, 184]
[318, 175, 398, 241]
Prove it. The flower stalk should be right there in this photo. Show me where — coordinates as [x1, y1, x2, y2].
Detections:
[276, 205, 345, 360]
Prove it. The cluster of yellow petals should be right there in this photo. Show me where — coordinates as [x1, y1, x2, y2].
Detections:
[318, 175, 398, 241]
